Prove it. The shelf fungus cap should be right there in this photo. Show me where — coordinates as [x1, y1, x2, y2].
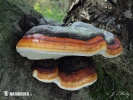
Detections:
[16, 21, 122, 60]
[32, 56, 97, 91]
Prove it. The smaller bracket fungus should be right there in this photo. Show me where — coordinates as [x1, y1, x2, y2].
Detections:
[16, 21, 123, 91]
[32, 57, 97, 91]
[16, 22, 122, 60]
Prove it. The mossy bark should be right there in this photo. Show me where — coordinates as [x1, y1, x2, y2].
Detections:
[64, 0, 133, 99]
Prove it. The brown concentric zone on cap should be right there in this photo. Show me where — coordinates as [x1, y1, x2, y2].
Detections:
[58, 67, 97, 88]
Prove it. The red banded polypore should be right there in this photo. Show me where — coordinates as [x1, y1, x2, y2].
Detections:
[16, 21, 122, 91]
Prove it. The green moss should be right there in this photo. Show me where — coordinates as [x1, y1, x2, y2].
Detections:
[90, 65, 131, 100]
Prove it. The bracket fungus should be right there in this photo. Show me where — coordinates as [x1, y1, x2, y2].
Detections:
[16, 21, 122, 91]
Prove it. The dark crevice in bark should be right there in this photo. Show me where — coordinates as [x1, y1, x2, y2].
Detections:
[19, 15, 40, 33]
[125, 19, 133, 40]
[108, 0, 117, 6]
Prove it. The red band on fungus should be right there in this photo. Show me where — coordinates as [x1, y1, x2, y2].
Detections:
[106, 37, 122, 56]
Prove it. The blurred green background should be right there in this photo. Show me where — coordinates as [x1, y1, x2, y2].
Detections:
[24, 0, 68, 22]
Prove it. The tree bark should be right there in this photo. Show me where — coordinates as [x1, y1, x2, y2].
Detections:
[64, 0, 133, 99]
[0, 0, 132, 100]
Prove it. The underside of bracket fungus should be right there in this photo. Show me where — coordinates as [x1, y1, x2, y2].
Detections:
[16, 21, 122, 91]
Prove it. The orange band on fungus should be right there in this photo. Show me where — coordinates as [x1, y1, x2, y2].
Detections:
[34, 67, 58, 80]
[17, 34, 106, 52]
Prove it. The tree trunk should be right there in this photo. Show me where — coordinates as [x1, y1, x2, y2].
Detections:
[64, 0, 133, 99]
[0, 0, 132, 100]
